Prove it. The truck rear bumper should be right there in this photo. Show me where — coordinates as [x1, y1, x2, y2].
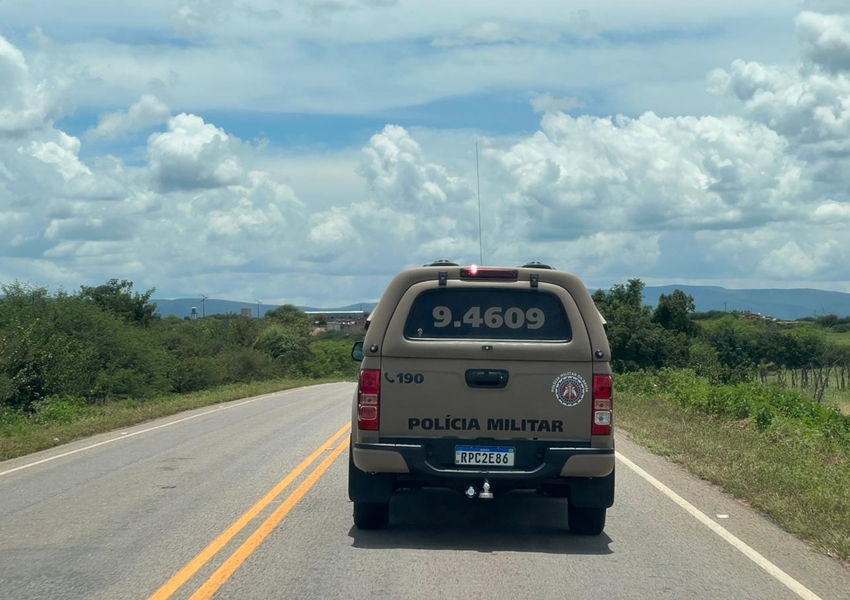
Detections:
[352, 438, 614, 486]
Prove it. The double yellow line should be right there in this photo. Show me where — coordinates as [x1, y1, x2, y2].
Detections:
[149, 423, 351, 600]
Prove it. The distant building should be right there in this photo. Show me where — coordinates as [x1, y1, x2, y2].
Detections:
[306, 310, 368, 334]
[240, 308, 252, 318]
[736, 311, 776, 322]
[325, 318, 368, 333]
[305, 310, 367, 321]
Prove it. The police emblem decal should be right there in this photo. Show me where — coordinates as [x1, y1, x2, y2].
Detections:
[551, 372, 588, 407]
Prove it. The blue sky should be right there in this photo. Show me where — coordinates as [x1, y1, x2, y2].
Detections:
[58, 92, 554, 158]
[4, 1, 850, 307]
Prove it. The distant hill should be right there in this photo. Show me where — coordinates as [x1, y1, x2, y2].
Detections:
[298, 302, 380, 313]
[152, 286, 850, 321]
[152, 298, 379, 319]
[640, 285, 850, 320]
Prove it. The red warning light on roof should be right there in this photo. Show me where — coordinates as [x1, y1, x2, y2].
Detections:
[460, 267, 518, 280]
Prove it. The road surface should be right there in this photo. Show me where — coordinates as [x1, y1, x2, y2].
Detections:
[0, 382, 847, 600]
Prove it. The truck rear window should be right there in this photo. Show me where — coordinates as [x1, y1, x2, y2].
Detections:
[403, 288, 572, 341]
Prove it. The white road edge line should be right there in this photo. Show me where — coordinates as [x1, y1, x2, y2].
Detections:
[0, 382, 344, 479]
[615, 451, 823, 600]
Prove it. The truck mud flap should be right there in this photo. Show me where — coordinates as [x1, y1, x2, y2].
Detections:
[568, 467, 615, 508]
[348, 448, 394, 503]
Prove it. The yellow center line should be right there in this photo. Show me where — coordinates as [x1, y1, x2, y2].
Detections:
[187, 437, 350, 600]
[148, 423, 351, 600]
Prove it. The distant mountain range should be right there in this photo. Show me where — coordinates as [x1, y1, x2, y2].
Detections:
[152, 285, 850, 321]
[152, 298, 379, 320]
[641, 285, 850, 320]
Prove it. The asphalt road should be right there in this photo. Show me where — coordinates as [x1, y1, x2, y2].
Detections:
[1, 382, 848, 600]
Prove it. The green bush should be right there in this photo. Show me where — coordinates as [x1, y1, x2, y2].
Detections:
[220, 348, 282, 382]
[253, 325, 312, 376]
[0, 279, 362, 433]
[304, 340, 360, 380]
[31, 395, 91, 425]
[167, 357, 226, 394]
[617, 370, 850, 446]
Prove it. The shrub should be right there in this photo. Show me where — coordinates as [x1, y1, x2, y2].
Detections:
[618, 370, 850, 446]
[168, 357, 226, 393]
[304, 340, 360, 380]
[31, 395, 91, 425]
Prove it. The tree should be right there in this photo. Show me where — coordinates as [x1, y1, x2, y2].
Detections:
[592, 279, 691, 372]
[699, 317, 759, 384]
[254, 325, 312, 376]
[304, 340, 361, 379]
[78, 279, 159, 326]
[816, 314, 839, 328]
[0, 286, 171, 409]
[265, 304, 312, 336]
[652, 290, 698, 336]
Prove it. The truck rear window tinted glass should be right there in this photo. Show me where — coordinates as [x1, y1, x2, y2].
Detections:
[403, 288, 572, 341]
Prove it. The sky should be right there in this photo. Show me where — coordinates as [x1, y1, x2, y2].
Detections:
[1, 0, 850, 307]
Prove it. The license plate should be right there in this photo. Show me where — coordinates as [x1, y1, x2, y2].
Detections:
[454, 446, 515, 467]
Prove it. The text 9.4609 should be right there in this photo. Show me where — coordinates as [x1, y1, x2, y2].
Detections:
[431, 306, 545, 330]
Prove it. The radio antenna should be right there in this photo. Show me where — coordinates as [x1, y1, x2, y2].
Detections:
[476, 141, 483, 265]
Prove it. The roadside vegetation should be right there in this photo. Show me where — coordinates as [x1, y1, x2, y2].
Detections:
[615, 379, 850, 562]
[0, 279, 362, 460]
[594, 280, 850, 561]
[4, 275, 850, 559]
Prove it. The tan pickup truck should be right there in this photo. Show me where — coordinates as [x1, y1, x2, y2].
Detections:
[348, 261, 614, 535]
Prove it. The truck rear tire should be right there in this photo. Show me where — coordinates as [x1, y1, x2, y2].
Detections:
[353, 501, 389, 530]
[568, 504, 606, 535]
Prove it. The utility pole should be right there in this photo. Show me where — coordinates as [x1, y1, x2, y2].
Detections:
[256, 300, 261, 319]
[200, 294, 208, 318]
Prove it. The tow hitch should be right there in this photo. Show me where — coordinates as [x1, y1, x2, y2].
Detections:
[465, 479, 494, 500]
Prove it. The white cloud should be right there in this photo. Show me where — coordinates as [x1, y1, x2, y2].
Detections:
[796, 10, 850, 72]
[758, 240, 830, 279]
[26, 132, 90, 180]
[7, 5, 850, 306]
[812, 199, 850, 222]
[299, 0, 398, 19]
[710, 12, 850, 153]
[146, 113, 243, 191]
[0, 35, 64, 136]
[530, 93, 585, 114]
[173, 0, 236, 28]
[487, 111, 804, 237]
[305, 125, 478, 272]
[568, 9, 602, 39]
[0, 35, 316, 300]
[709, 31, 850, 198]
[87, 95, 171, 141]
[6, 0, 798, 119]
[431, 20, 553, 47]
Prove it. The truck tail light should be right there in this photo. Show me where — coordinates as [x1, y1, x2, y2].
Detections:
[592, 374, 613, 436]
[358, 369, 381, 431]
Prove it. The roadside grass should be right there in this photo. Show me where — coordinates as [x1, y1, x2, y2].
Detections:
[822, 388, 850, 416]
[0, 377, 347, 463]
[616, 387, 850, 563]
[771, 381, 850, 416]
[823, 330, 850, 348]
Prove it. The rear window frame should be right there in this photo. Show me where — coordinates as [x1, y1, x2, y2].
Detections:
[401, 286, 574, 343]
